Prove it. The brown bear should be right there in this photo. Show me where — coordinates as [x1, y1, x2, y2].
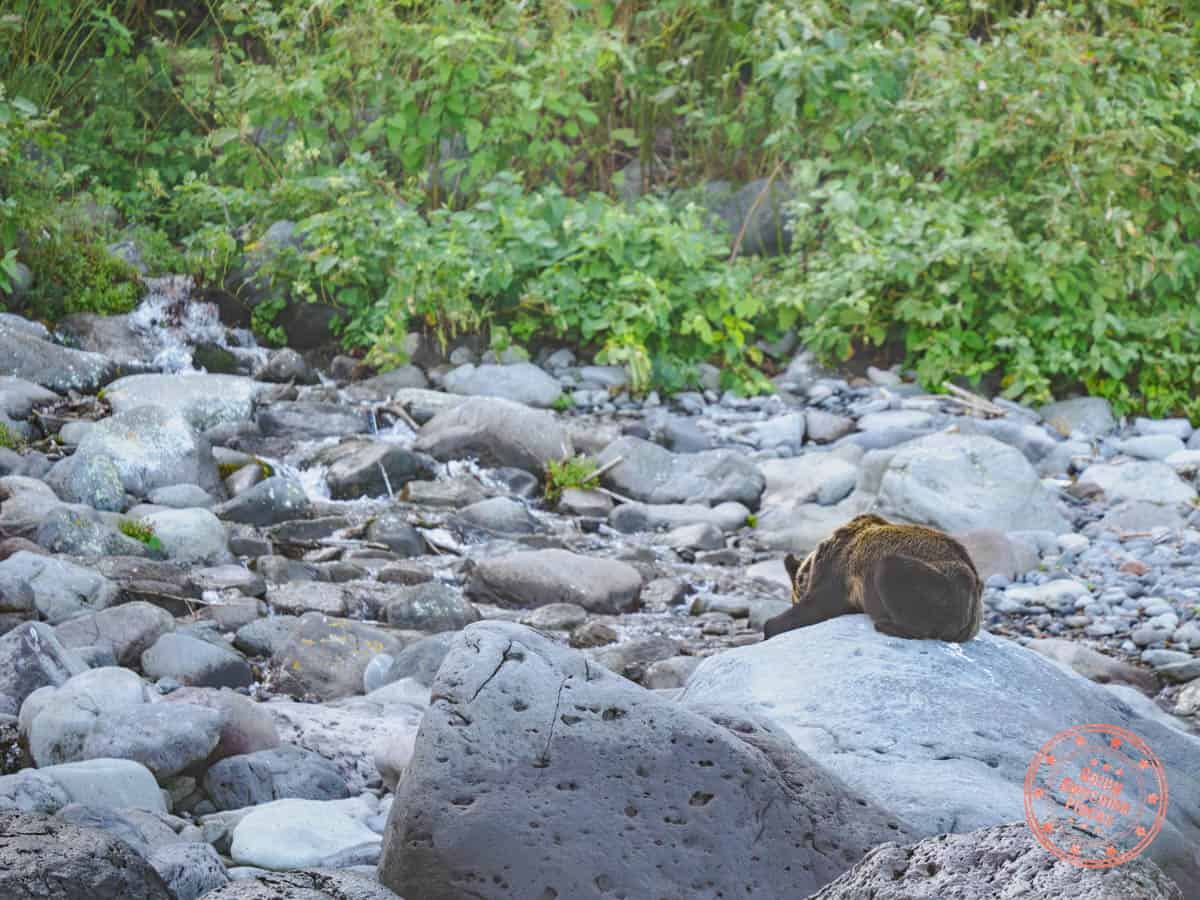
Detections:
[763, 513, 983, 642]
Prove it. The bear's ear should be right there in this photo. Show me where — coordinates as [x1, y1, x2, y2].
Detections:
[784, 553, 801, 581]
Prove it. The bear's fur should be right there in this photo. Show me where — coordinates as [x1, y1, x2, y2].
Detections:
[763, 514, 983, 642]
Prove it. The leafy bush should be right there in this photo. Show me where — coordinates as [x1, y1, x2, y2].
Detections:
[117, 517, 162, 553]
[544, 455, 601, 506]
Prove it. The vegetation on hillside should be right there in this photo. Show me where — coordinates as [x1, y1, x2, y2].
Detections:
[1, 1, 1198, 415]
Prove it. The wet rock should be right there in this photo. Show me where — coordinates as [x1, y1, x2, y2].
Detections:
[204, 745, 351, 811]
[384, 582, 479, 633]
[273, 613, 407, 701]
[214, 476, 312, 527]
[377, 621, 910, 899]
[256, 349, 318, 385]
[315, 441, 435, 500]
[106, 374, 270, 431]
[148, 841, 230, 900]
[810, 821, 1183, 900]
[467, 549, 642, 614]
[597, 436, 765, 508]
[0, 551, 119, 625]
[141, 633, 254, 689]
[143, 507, 232, 565]
[414, 397, 572, 472]
[681, 615, 1200, 890]
[877, 433, 1068, 532]
[0, 811, 173, 899]
[0, 622, 86, 705]
[0, 321, 117, 393]
[1039, 396, 1116, 438]
[258, 402, 368, 440]
[557, 488, 612, 517]
[1075, 461, 1197, 506]
[442, 362, 562, 408]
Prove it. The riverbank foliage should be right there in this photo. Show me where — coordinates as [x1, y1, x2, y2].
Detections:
[1, 1, 1198, 415]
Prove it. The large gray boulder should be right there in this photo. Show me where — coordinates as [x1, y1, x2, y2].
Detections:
[876, 433, 1068, 532]
[79, 703, 223, 779]
[414, 397, 572, 472]
[1075, 461, 1197, 506]
[442, 362, 562, 408]
[23, 667, 149, 768]
[0, 322, 116, 393]
[680, 616, 1200, 891]
[378, 622, 911, 899]
[272, 613, 408, 701]
[203, 744, 350, 811]
[141, 633, 253, 689]
[0, 811, 173, 899]
[102, 374, 270, 430]
[0, 551, 119, 625]
[58, 405, 223, 499]
[597, 436, 765, 508]
[467, 549, 643, 614]
[810, 821, 1183, 900]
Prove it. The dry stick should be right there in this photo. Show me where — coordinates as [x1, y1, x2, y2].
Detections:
[941, 381, 1006, 417]
[729, 159, 787, 262]
[385, 402, 421, 432]
[589, 455, 624, 481]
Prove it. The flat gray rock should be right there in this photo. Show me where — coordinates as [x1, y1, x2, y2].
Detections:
[258, 402, 367, 440]
[378, 621, 912, 899]
[877, 433, 1068, 532]
[1076, 461, 1197, 506]
[385, 582, 479, 634]
[230, 797, 381, 870]
[811, 821, 1183, 899]
[442, 362, 562, 408]
[467, 549, 643, 614]
[597, 436, 765, 508]
[200, 869, 401, 899]
[680, 615, 1200, 891]
[142, 633, 253, 689]
[414, 396, 572, 472]
[608, 500, 751, 534]
[104, 374, 270, 430]
[204, 745, 350, 811]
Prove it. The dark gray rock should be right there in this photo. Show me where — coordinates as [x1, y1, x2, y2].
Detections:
[0, 551, 119, 625]
[36, 506, 150, 558]
[385, 582, 479, 633]
[680, 616, 1200, 891]
[0, 811, 173, 898]
[235, 615, 300, 658]
[148, 842, 230, 900]
[316, 441, 435, 500]
[199, 869, 401, 899]
[350, 365, 429, 396]
[365, 514, 425, 557]
[712, 177, 796, 257]
[597, 436, 765, 508]
[377, 622, 912, 899]
[54, 601, 175, 667]
[414, 397, 572, 472]
[256, 349, 318, 385]
[141, 633, 253, 689]
[53, 804, 178, 857]
[213, 476, 312, 526]
[467, 549, 643, 613]
[0, 622, 86, 705]
[204, 744, 350, 810]
[588, 635, 683, 683]
[810, 821, 1183, 900]
[258, 402, 367, 440]
[379, 634, 455, 688]
[0, 322, 116, 393]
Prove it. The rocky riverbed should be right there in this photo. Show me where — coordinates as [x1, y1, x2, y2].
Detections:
[0, 282, 1198, 899]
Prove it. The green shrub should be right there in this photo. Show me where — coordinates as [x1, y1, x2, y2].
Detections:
[118, 517, 162, 553]
[544, 455, 601, 506]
